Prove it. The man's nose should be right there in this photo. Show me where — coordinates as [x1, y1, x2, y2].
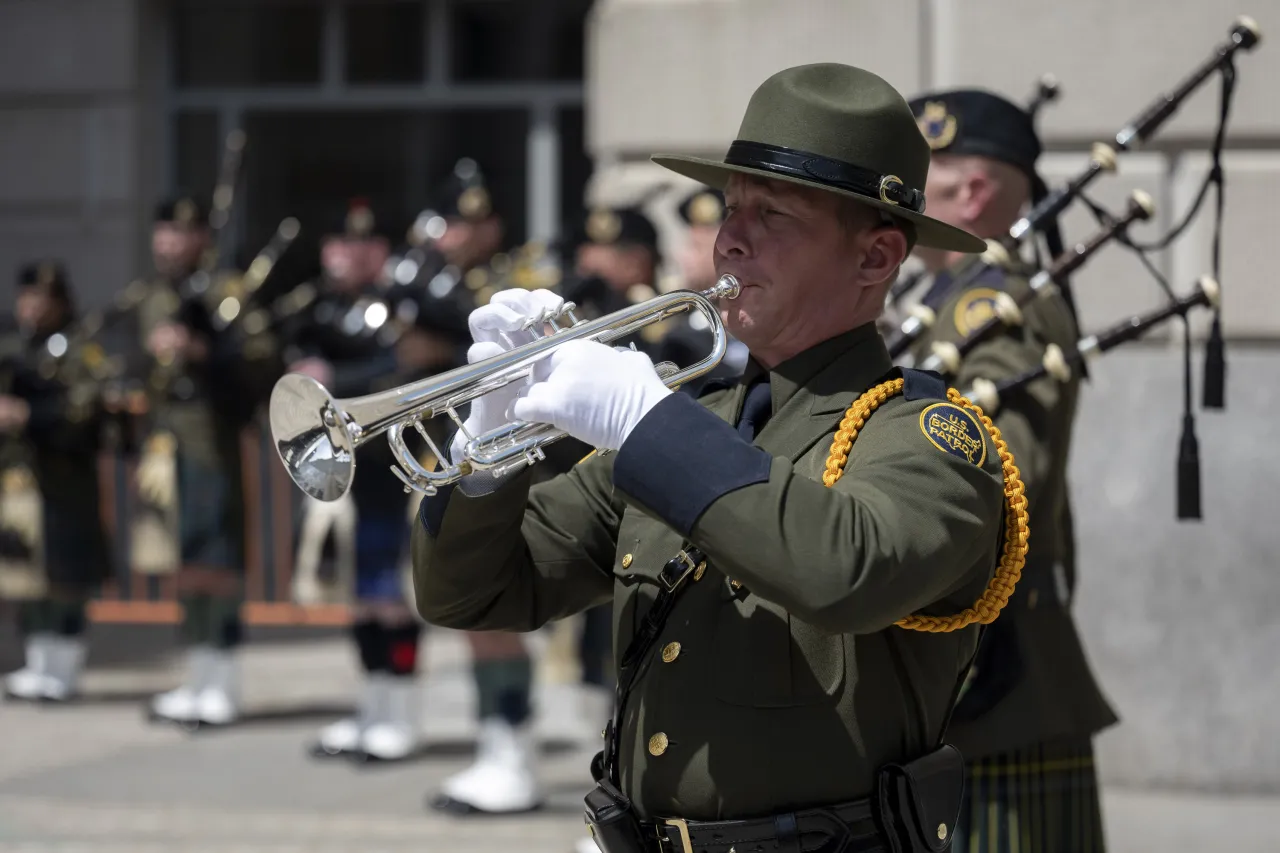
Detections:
[714, 214, 749, 259]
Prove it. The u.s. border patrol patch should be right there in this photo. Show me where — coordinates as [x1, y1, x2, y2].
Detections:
[919, 403, 987, 466]
[953, 287, 1002, 337]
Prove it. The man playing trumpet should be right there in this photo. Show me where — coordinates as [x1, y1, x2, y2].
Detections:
[408, 64, 1025, 852]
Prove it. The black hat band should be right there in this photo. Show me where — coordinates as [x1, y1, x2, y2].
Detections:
[724, 140, 925, 214]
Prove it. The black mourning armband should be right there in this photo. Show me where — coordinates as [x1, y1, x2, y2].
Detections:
[613, 393, 771, 536]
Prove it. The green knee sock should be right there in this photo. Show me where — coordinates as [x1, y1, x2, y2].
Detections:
[473, 657, 533, 726]
[179, 595, 212, 646]
[17, 598, 52, 637]
[46, 599, 87, 637]
[206, 596, 244, 650]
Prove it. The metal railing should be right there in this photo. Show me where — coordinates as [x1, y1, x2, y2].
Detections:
[88, 417, 352, 626]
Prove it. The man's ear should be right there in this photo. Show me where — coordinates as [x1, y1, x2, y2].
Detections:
[859, 225, 910, 287]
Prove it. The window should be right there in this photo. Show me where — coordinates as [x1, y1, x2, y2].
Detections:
[173, 112, 221, 204]
[560, 106, 591, 223]
[450, 0, 592, 82]
[173, 0, 323, 87]
[345, 1, 426, 84]
[238, 108, 530, 255]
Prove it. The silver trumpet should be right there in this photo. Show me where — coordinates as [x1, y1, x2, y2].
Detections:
[269, 274, 742, 502]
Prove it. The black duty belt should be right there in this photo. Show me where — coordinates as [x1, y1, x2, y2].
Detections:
[642, 796, 887, 853]
[585, 539, 966, 853]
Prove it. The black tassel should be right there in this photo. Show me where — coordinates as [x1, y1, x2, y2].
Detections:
[1202, 315, 1226, 410]
[1176, 413, 1202, 520]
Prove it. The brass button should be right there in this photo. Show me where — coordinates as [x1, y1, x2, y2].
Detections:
[1028, 589, 1039, 609]
[937, 823, 948, 841]
[648, 732, 669, 756]
[730, 579, 742, 591]
[621, 553, 633, 569]
[661, 642, 681, 663]
[693, 562, 706, 581]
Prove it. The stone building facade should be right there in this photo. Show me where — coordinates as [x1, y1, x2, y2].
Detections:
[1, 0, 1276, 790]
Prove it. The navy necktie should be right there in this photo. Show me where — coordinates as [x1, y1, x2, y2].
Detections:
[737, 378, 773, 441]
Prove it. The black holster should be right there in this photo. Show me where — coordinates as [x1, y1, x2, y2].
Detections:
[584, 752, 650, 853]
[875, 743, 965, 853]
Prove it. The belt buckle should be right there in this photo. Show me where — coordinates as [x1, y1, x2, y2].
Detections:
[661, 818, 694, 853]
[659, 550, 703, 593]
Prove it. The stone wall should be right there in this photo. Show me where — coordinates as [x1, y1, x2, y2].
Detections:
[0, 0, 160, 308]
[586, 0, 1280, 791]
[1, 0, 1275, 793]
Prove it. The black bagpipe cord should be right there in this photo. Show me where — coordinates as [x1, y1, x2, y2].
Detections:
[1077, 57, 1239, 519]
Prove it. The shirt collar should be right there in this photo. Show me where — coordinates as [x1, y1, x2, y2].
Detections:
[739, 322, 895, 418]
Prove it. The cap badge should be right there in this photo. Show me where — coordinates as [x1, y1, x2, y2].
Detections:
[457, 186, 491, 220]
[586, 208, 622, 244]
[917, 102, 958, 150]
[174, 198, 198, 225]
[346, 204, 375, 237]
[36, 262, 58, 287]
[688, 192, 723, 226]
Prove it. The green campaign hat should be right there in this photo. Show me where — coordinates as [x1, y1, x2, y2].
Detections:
[653, 63, 986, 253]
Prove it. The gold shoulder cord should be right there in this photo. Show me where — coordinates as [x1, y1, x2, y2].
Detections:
[821, 377, 1029, 633]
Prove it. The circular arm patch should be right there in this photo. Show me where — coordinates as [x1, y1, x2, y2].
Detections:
[953, 287, 1002, 337]
[919, 402, 988, 466]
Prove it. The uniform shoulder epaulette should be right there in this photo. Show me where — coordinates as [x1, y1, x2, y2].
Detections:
[900, 367, 948, 401]
[873, 366, 947, 401]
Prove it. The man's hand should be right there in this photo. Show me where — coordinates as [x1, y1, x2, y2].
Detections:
[511, 340, 670, 452]
[451, 288, 566, 462]
[288, 357, 335, 389]
[0, 395, 30, 431]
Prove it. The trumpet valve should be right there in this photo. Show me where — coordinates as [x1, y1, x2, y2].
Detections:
[521, 307, 558, 336]
[545, 302, 583, 332]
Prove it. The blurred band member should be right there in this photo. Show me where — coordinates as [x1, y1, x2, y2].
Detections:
[1, 262, 111, 704]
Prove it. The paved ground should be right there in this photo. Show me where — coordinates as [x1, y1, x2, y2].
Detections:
[0, 624, 1275, 852]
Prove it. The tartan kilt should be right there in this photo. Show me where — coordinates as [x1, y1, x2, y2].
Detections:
[176, 450, 245, 572]
[955, 737, 1106, 853]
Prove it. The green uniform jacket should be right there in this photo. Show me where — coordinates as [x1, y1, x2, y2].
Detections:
[135, 277, 282, 461]
[0, 326, 111, 587]
[412, 324, 1007, 820]
[133, 277, 284, 569]
[908, 258, 1117, 759]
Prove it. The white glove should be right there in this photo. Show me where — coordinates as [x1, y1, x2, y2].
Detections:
[511, 339, 671, 452]
[451, 288, 566, 463]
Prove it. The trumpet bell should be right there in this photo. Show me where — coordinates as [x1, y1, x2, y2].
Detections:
[270, 372, 357, 502]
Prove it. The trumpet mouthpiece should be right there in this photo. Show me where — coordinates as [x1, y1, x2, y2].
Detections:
[709, 274, 741, 300]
